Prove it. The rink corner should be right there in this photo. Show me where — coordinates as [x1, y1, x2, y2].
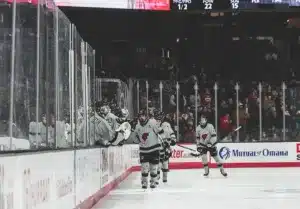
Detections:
[75, 166, 134, 209]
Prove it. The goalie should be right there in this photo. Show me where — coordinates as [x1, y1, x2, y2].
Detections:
[195, 114, 227, 177]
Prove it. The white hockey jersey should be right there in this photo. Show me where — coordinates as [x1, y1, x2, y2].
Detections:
[105, 112, 118, 131]
[195, 123, 217, 147]
[159, 121, 176, 141]
[134, 119, 162, 153]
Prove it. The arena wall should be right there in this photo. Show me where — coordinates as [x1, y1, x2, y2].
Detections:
[0, 142, 299, 209]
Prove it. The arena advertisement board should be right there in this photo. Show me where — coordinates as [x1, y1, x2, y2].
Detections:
[130, 144, 201, 165]
[169, 144, 200, 163]
[54, 0, 133, 8]
[53, 0, 170, 10]
[0, 156, 17, 209]
[216, 143, 295, 163]
[0, 137, 30, 151]
[296, 143, 300, 160]
[0, 143, 299, 209]
[134, 0, 170, 10]
[101, 148, 109, 187]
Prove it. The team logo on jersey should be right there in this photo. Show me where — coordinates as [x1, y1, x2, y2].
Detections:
[201, 134, 208, 140]
[219, 147, 231, 160]
[141, 133, 149, 141]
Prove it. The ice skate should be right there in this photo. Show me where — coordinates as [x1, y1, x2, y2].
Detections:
[203, 165, 209, 177]
[142, 180, 148, 189]
[220, 168, 228, 177]
[150, 180, 156, 189]
[163, 172, 168, 183]
[156, 171, 160, 185]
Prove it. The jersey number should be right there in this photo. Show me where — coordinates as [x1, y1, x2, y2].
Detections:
[141, 133, 149, 141]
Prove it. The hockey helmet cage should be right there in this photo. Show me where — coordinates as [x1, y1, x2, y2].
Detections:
[200, 113, 208, 126]
[155, 111, 165, 121]
[138, 109, 148, 124]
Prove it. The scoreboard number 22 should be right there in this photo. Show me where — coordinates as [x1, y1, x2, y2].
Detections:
[203, 0, 213, 10]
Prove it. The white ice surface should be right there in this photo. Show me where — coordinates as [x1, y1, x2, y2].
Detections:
[92, 168, 300, 209]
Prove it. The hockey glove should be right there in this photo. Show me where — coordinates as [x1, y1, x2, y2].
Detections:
[163, 141, 170, 148]
[209, 146, 218, 157]
[165, 148, 172, 159]
[197, 146, 204, 153]
[118, 140, 125, 146]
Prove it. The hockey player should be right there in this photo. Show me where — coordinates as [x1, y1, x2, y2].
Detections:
[90, 107, 112, 146]
[155, 111, 176, 184]
[134, 109, 163, 189]
[196, 114, 227, 177]
[99, 105, 117, 140]
[99, 105, 118, 130]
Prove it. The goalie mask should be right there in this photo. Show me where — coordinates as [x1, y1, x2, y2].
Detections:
[138, 109, 148, 125]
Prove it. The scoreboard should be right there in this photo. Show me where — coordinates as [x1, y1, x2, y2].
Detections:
[170, 0, 300, 11]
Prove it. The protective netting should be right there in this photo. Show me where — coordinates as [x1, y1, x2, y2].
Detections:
[0, 0, 96, 150]
[128, 78, 300, 142]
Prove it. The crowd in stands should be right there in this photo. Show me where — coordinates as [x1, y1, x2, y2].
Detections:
[136, 75, 300, 143]
[132, 37, 300, 143]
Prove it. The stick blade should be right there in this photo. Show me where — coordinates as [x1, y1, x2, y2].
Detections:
[234, 126, 242, 132]
[190, 152, 200, 157]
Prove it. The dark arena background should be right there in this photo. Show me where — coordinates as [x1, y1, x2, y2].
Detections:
[1, 0, 300, 209]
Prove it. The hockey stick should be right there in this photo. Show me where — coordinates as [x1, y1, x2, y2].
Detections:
[176, 144, 196, 152]
[197, 125, 242, 148]
[185, 126, 243, 157]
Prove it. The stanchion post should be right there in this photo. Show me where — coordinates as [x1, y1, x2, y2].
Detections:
[282, 82, 286, 141]
[137, 80, 140, 113]
[176, 82, 180, 141]
[214, 83, 218, 137]
[194, 82, 198, 131]
[159, 81, 163, 112]
[146, 81, 149, 115]
[258, 82, 262, 141]
[235, 83, 240, 141]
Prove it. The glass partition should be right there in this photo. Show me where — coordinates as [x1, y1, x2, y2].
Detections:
[0, 3, 13, 149]
[0, 0, 96, 151]
[128, 78, 297, 143]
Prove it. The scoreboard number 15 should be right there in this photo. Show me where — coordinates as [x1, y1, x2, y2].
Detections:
[230, 0, 239, 9]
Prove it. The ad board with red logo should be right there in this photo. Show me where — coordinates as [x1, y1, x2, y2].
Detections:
[53, 0, 170, 10]
[296, 143, 300, 160]
[135, 0, 170, 10]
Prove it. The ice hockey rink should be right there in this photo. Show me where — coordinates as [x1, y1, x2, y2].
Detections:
[92, 168, 300, 209]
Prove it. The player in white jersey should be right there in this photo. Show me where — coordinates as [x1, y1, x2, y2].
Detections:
[155, 111, 176, 184]
[196, 114, 227, 177]
[134, 109, 163, 189]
